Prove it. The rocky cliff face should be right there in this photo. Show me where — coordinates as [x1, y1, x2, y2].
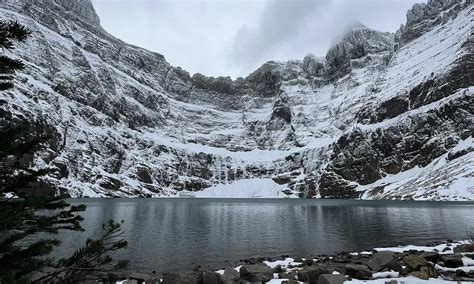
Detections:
[0, 0, 472, 200]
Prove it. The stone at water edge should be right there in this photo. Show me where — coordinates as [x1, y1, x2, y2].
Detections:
[317, 274, 347, 284]
[441, 254, 464, 268]
[273, 264, 285, 273]
[367, 251, 403, 272]
[162, 270, 223, 284]
[403, 254, 430, 270]
[344, 263, 372, 280]
[128, 272, 154, 281]
[162, 271, 203, 284]
[453, 244, 474, 253]
[278, 271, 297, 280]
[298, 266, 323, 283]
[419, 251, 440, 262]
[281, 280, 299, 284]
[239, 263, 273, 282]
[222, 267, 240, 284]
[203, 271, 224, 284]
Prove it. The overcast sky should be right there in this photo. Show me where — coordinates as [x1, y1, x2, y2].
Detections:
[91, 0, 425, 78]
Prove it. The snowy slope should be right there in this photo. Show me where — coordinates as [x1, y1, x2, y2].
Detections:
[0, 0, 472, 200]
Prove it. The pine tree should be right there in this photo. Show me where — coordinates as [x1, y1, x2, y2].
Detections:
[0, 20, 29, 90]
[0, 20, 128, 283]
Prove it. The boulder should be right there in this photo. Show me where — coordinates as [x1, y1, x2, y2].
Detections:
[298, 266, 323, 283]
[239, 264, 273, 282]
[420, 266, 438, 278]
[367, 252, 402, 272]
[419, 251, 440, 262]
[455, 269, 469, 278]
[201, 271, 223, 284]
[344, 264, 372, 280]
[317, 274, 347, 284]
[222, 267, 240, 284]
[403, 254, 430, 270]
[409, 270, 430, 280]
[136, 166, 153, 183]
[278, 271, 297, 280]
[441, 254, 463, 268]
[453, 244, 474, 253]
[273, 264, 284, 273]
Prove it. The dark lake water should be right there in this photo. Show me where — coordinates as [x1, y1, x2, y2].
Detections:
[54, 199, 474, 274]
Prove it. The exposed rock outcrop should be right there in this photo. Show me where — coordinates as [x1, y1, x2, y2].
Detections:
[0, 0, 472, 199]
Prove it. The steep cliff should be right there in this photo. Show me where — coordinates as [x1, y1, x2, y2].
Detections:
[0, 0, 472, 199]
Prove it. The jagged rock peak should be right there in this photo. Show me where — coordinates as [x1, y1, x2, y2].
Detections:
[4, 0, 102, 26]
[397, 0, 471, 47]
[329, 21, 371, 45]
[302, 53, 325, 77]
[54, 0, 100, 25]
[325, 23, 394, 78]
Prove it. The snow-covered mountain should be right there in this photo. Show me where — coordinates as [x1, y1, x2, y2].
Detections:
[0, 0, 472, 200]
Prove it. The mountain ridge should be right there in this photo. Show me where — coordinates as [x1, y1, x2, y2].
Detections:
[0, 0, 472, 200]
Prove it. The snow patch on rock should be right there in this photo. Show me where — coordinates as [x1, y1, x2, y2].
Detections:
[184, 179, 297, 199]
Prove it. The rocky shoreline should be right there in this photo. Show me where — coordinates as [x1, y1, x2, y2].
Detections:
[81, 240, 474, 283]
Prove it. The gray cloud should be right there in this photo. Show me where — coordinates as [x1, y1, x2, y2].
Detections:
[231, 0, 330, 73]
[92, 0, 425, 78]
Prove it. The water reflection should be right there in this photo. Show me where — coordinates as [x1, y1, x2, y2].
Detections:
[53, 199, 474, 273]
